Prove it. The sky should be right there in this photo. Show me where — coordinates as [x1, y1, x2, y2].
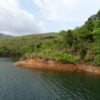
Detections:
[0, 0, 100, 35]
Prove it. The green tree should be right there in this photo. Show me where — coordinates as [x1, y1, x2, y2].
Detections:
[79, 44, 87, 60]
[66, 30, 73, 47]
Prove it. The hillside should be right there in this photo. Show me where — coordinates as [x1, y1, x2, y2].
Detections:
[0, 10, 100, 66]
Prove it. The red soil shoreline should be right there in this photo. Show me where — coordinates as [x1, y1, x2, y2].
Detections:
[15, 58, 100, 75]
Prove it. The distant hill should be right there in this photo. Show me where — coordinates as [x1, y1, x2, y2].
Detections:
[0, 33, 12, 38]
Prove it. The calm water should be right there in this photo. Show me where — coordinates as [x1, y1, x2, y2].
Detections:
[0, 58, 100, 100]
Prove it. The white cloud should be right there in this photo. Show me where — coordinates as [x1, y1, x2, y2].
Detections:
[0, 0, 44, 35]
[33, 0, 100, 22]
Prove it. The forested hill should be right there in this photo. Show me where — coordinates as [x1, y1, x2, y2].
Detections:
[0, 10, 100, 66]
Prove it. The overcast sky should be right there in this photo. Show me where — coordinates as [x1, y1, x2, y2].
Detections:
[0, 0, 100, 35]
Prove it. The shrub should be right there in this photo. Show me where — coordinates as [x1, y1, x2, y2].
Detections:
[93, 55, 100, 66]
[38, 50, 79, 64]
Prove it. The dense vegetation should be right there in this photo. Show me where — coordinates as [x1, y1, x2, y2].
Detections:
[0, 10, 100, 66]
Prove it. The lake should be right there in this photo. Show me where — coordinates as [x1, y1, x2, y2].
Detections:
[0, 58, 100, 100]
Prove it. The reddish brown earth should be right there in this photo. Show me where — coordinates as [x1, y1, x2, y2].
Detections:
[15, 58, 100, 75]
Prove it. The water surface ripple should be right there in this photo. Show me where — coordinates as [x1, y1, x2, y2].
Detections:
[0, 58, 100, 100]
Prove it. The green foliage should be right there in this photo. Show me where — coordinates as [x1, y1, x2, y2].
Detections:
[95, 19, 100, 28]
[65, 30, 73, 47]
[79, 45, 87, 60]
[92, 28, 100, 54]
[35, 50, 79, 63]
[59, 30, 73, 47]
[93, 55, 100, 66]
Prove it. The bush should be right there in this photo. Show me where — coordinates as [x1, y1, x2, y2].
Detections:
[38, 50, 79, 63]
[93, 55, 100, 66]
